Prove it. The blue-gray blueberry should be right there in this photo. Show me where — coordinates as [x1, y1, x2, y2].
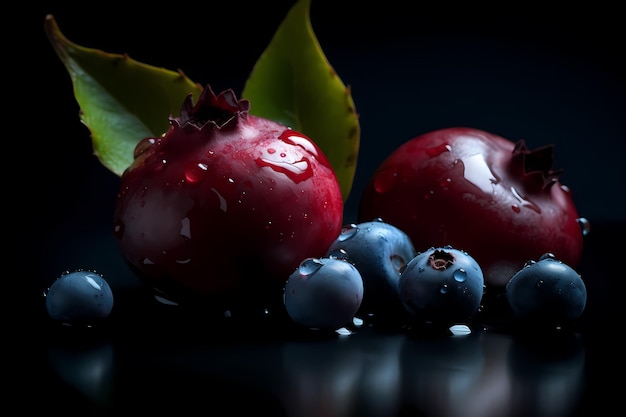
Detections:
[325, 218, 416, 320]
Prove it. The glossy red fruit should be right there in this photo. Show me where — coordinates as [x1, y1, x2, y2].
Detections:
[358, 127, 585, 288]
[113, 85, 344, 310]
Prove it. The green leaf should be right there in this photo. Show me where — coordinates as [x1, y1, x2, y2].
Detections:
[44, 15, 203, 177]
[242, 0, 360, 202]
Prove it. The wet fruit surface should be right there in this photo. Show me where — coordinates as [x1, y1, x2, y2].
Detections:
[113, 86, 344, 310]
[325, 218, 416, 320]
[283, 257, 364, 330]
[358, 127, 585, 287]
[45, 270, 114, 326]
[399, 246, 484, 327]
[506, 253, 587, 328]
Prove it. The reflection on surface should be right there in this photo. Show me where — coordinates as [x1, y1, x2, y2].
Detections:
[47, 338, 114, 406]
[45, 325, 585, 416]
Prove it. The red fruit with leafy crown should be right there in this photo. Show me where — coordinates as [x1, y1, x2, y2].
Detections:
[113, 85, 344, 311]
[358, 127, 586, 288]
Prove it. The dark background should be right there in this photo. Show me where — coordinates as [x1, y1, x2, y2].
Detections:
[14, 1, 625, 414]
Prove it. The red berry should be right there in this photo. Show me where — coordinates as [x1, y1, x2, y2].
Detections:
[358, 127, 585, 287]
[113, 85, 344, 310]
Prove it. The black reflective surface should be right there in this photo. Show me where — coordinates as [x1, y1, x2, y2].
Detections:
[22, 221, 622, 416]
[19, 1, 624, 415]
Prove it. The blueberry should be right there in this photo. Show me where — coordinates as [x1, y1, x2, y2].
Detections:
[324, 218, 416, 320]
[399, 246, 484, 327]
[505, 253, 586, 327]
[45, 270, 114, 326]
[283, 257, 364, 330]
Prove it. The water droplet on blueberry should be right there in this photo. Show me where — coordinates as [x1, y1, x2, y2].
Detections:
[328, 249, 350, 261]
[338, 224, 358, 241]
[453, 268, 467, 282]
[298, 258, 324, 276]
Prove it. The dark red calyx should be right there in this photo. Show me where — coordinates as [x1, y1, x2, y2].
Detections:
[511, 139, 562, 190]
[429, 250, 455, 271]
[170, 84, 251, 131]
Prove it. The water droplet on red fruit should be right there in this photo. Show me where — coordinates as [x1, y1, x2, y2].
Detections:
[426, 143, 451, 157]
[184, 162, 208, 183]
[373, 168, 397, 193]
[134, 137, 156, 157]
[113, 221, 124, 239]
[511, 187, 541, 213]
[461, 153, 499, 193]
[256, 156, 313, 183]
[577, 217, 591, 236]
[279, 130, 319, 157]
[153, 157, 168, 172]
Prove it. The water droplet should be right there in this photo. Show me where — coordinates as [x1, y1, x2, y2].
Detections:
[184, 162, 208, 183]
[511, 205, 521, 213]
[352, 317, 364, 327]
[461, 153, 499, 193]
[418, 267, 425, 273]
[373, 168, 397, 193]
[510, 187, 541, 213]
[577, 217, 591, 236]
[328, 249, 349, 261]
[390, 254, 406, 272]
[279, 130, 319, 157]
[336, 327, 353, 335]
[267, 148, 276, 154]
[298, 258, 324, 276]
[536, 280, 544, 288]
[449, 324, 472, 336]
[426, 143, 451, 157]
[134, 137, 156, 157]
[524, 260, 536, 267]
[440, 284, 449, 294]
[539, 253, 556, 261]
[453, 268, 467, 282]
[439, 178, 451, 189]
[113, 221, 124, 239]
[338, 224, 359, 241]
[256, 156, 313, 183]
[153, 157, 168, 172]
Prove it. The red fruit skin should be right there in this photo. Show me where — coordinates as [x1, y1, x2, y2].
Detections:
[113, 86, 343, 308]
[358, 127, 583, 287]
